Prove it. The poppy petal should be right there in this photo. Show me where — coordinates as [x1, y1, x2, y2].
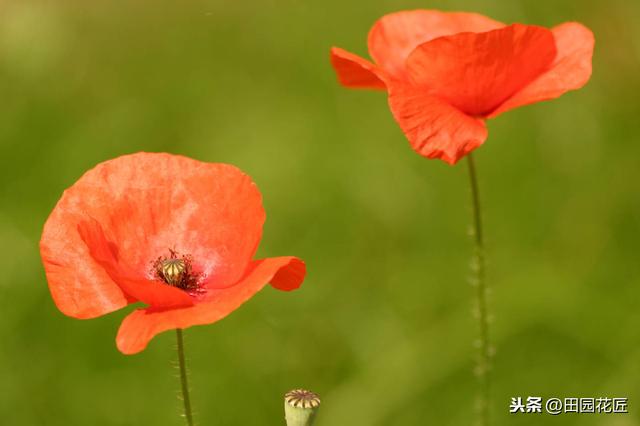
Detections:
[41, 208, 129, 319]
[368, 10, 504, 79]
[406, 24, 557, 116]
[329, 47, 386, 89]
[77, 218, 194, 309]
[268, 257, 306, 291]
[116, 256, 305, 354]
[388, 84, 488, 164]
[488, 22, 594, 118]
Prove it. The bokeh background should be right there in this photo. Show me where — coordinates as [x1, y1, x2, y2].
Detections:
[1, 0, 639, 425]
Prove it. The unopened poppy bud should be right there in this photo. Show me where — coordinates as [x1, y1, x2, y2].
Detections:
[284, 389, 320, 426]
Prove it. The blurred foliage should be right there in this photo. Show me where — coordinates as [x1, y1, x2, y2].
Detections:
[0, 0, 639, 425]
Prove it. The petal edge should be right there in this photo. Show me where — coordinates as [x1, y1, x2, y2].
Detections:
[488, 22, 594, 117]
[330, 47, 386, 89]
[388, 84, 488, 164]
[116, 256, 305, 354]
[368, 10, 504, 79]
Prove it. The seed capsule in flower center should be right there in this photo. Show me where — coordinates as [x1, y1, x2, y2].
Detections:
[160, 258, 186, 286]
[152, 249, 201, 292]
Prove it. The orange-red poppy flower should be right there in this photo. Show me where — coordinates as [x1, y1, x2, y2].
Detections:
[40, 153, 306, 354]
[330, 10, 594, 164]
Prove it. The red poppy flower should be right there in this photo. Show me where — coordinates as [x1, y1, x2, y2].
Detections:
[330, 10, 594, 164]
[40, 153, 306, 354]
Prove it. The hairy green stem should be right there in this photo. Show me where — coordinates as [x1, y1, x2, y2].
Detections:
[176, 329, 194, 426]
[467, 153, 490, 426]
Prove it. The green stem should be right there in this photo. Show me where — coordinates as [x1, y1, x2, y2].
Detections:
[466, 153, 490, 426]
[176, 329, 194, 426]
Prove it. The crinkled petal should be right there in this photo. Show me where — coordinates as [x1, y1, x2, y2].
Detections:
[488, 22, 594, 118]
[330, 47, 386, 89]
[77, 218, 194, 309]
[388, 84, 488, 164]
[406, 24, 557, 116]
[40, 153, 264, 318]
[368, 10, 504, 79]
[116, 256, 305, 354]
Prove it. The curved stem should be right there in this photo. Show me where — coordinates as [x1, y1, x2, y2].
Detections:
[176, 329, 194, 426]
[467, 153, 490, 426]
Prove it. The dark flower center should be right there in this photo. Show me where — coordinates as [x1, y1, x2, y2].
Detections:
[152, 250, 200, 291]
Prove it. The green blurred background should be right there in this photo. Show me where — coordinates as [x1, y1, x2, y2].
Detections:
[1, 0, 638, 425]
